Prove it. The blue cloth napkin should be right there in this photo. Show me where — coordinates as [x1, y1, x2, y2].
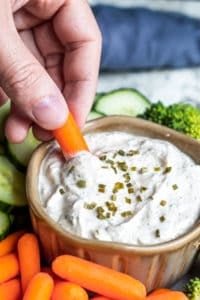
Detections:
[92, 5, 200, 71]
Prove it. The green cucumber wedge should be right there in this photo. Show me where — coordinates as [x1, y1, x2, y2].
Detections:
[0, 155, 27, 206]
[87, 111, 104, 121]
[7, 129, 41, 168]
[0, 211, 11, 240]
[92, 92, 105, 109]
[94, 88, 151, 117]
[0, 100, 10, 142]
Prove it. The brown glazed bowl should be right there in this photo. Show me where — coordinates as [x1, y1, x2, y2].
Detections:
[26, 116, 200, 292]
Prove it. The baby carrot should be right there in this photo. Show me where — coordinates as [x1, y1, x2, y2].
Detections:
[0, 279, 21, 300]
[148, 288, 171, 296]
[17, 233, 40, 292]
[0, 253, 19, 283]
[53, 112, 89, 157]
[52, 255, 146, 300]
[0, 230, 25, 257]
[91, 297, 112, 300]
[51, 281, 88, 300]
[41, 267, 60, 282]
[146, 290, 189, 300]
[41, 267, 57, 278]
[23, 272, 54, 300]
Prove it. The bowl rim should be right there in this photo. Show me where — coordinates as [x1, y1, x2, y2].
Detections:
[26, 116, 200, 255]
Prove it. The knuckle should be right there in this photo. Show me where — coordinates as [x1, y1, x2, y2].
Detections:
[0, 62, 43, 99]
[27, 0, 64, 19]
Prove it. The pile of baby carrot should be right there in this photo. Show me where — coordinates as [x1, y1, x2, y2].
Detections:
[0, 231, 189, 300]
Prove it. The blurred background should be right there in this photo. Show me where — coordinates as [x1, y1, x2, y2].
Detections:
[89, 0, 200, 107]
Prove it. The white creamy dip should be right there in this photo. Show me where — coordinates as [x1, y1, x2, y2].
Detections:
[38, 132, 200, 245]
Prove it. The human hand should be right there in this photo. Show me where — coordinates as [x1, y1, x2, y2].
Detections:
[0, 0, 101, 142]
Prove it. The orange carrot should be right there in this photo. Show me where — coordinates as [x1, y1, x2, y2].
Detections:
[0, 231, 25, 257]
[0, 253, 19, 283]
[17, 233, 40, 292]
[52, 255, 146, 300]
[146, 290, 188, 300]
[41, 267, 60, 281]
[91, 297, 112, 300]
[0, 279, 21, 300]
[51, 281, 88, 300]
[53, 113, 89, 157]
[148, 288, 171, 296]
[22, 272, 54, 300]
[41, 267, 57, 278]
[90, 288, 171, 300]
[41, 267, 63, 286]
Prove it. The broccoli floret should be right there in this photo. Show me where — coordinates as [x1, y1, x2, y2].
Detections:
[183, 277, 200, 300]
[140, 101, 200, 140]
[141, 101, 167, 125]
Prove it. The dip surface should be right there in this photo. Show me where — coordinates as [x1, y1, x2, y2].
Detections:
[38, 131, 200, 245]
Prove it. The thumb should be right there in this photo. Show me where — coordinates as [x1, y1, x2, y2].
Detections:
[0, 9, 67, 131]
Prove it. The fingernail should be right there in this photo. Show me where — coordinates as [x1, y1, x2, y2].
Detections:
[32, 96, 68, 130]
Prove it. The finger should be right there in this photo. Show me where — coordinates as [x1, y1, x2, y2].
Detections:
[63, 79, 96, 127]
[33, 22, 63, 56]
[14, 9, 41, 30]
[20, 26, 63, 91]
[5, 111, 31, 143]
[14, 0, 66, 30]
[33, 22, 64, 89]
[11, 0, 29, 13]
[19, 29, 44, 66]
[46, 57, 64, 91]
[0, 87, 9, 105]
[32, 124, 53, 141]
[25, 0, 66, 20]
[0, 3, 68, 135]
[53, 0, 102, 126]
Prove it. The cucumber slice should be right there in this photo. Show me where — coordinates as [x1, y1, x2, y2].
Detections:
[94, 88, 151, 117]
[0, 211, 10, 240]
[0, 155, 27, 206]
[92, 92, 105, 108]
[7, 128, 41, 168]
[0, 100, 10, 142]
[87, 111, 104, 121]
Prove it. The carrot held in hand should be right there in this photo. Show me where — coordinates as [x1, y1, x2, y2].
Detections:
[17, 233, 40, 292]
[0, 279, 21, 300]
[52, 255, 146, 300]
[51, 281, 88, 300]
[0, 253, 19, 283]
[0, 230, 25, 257]
[53, 112, 89, 157]
[146, 290, 189, 300]
[23, 272, 54, 300]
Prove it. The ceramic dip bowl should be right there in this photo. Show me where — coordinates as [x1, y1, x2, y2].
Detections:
[26, 116, 200, 292]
